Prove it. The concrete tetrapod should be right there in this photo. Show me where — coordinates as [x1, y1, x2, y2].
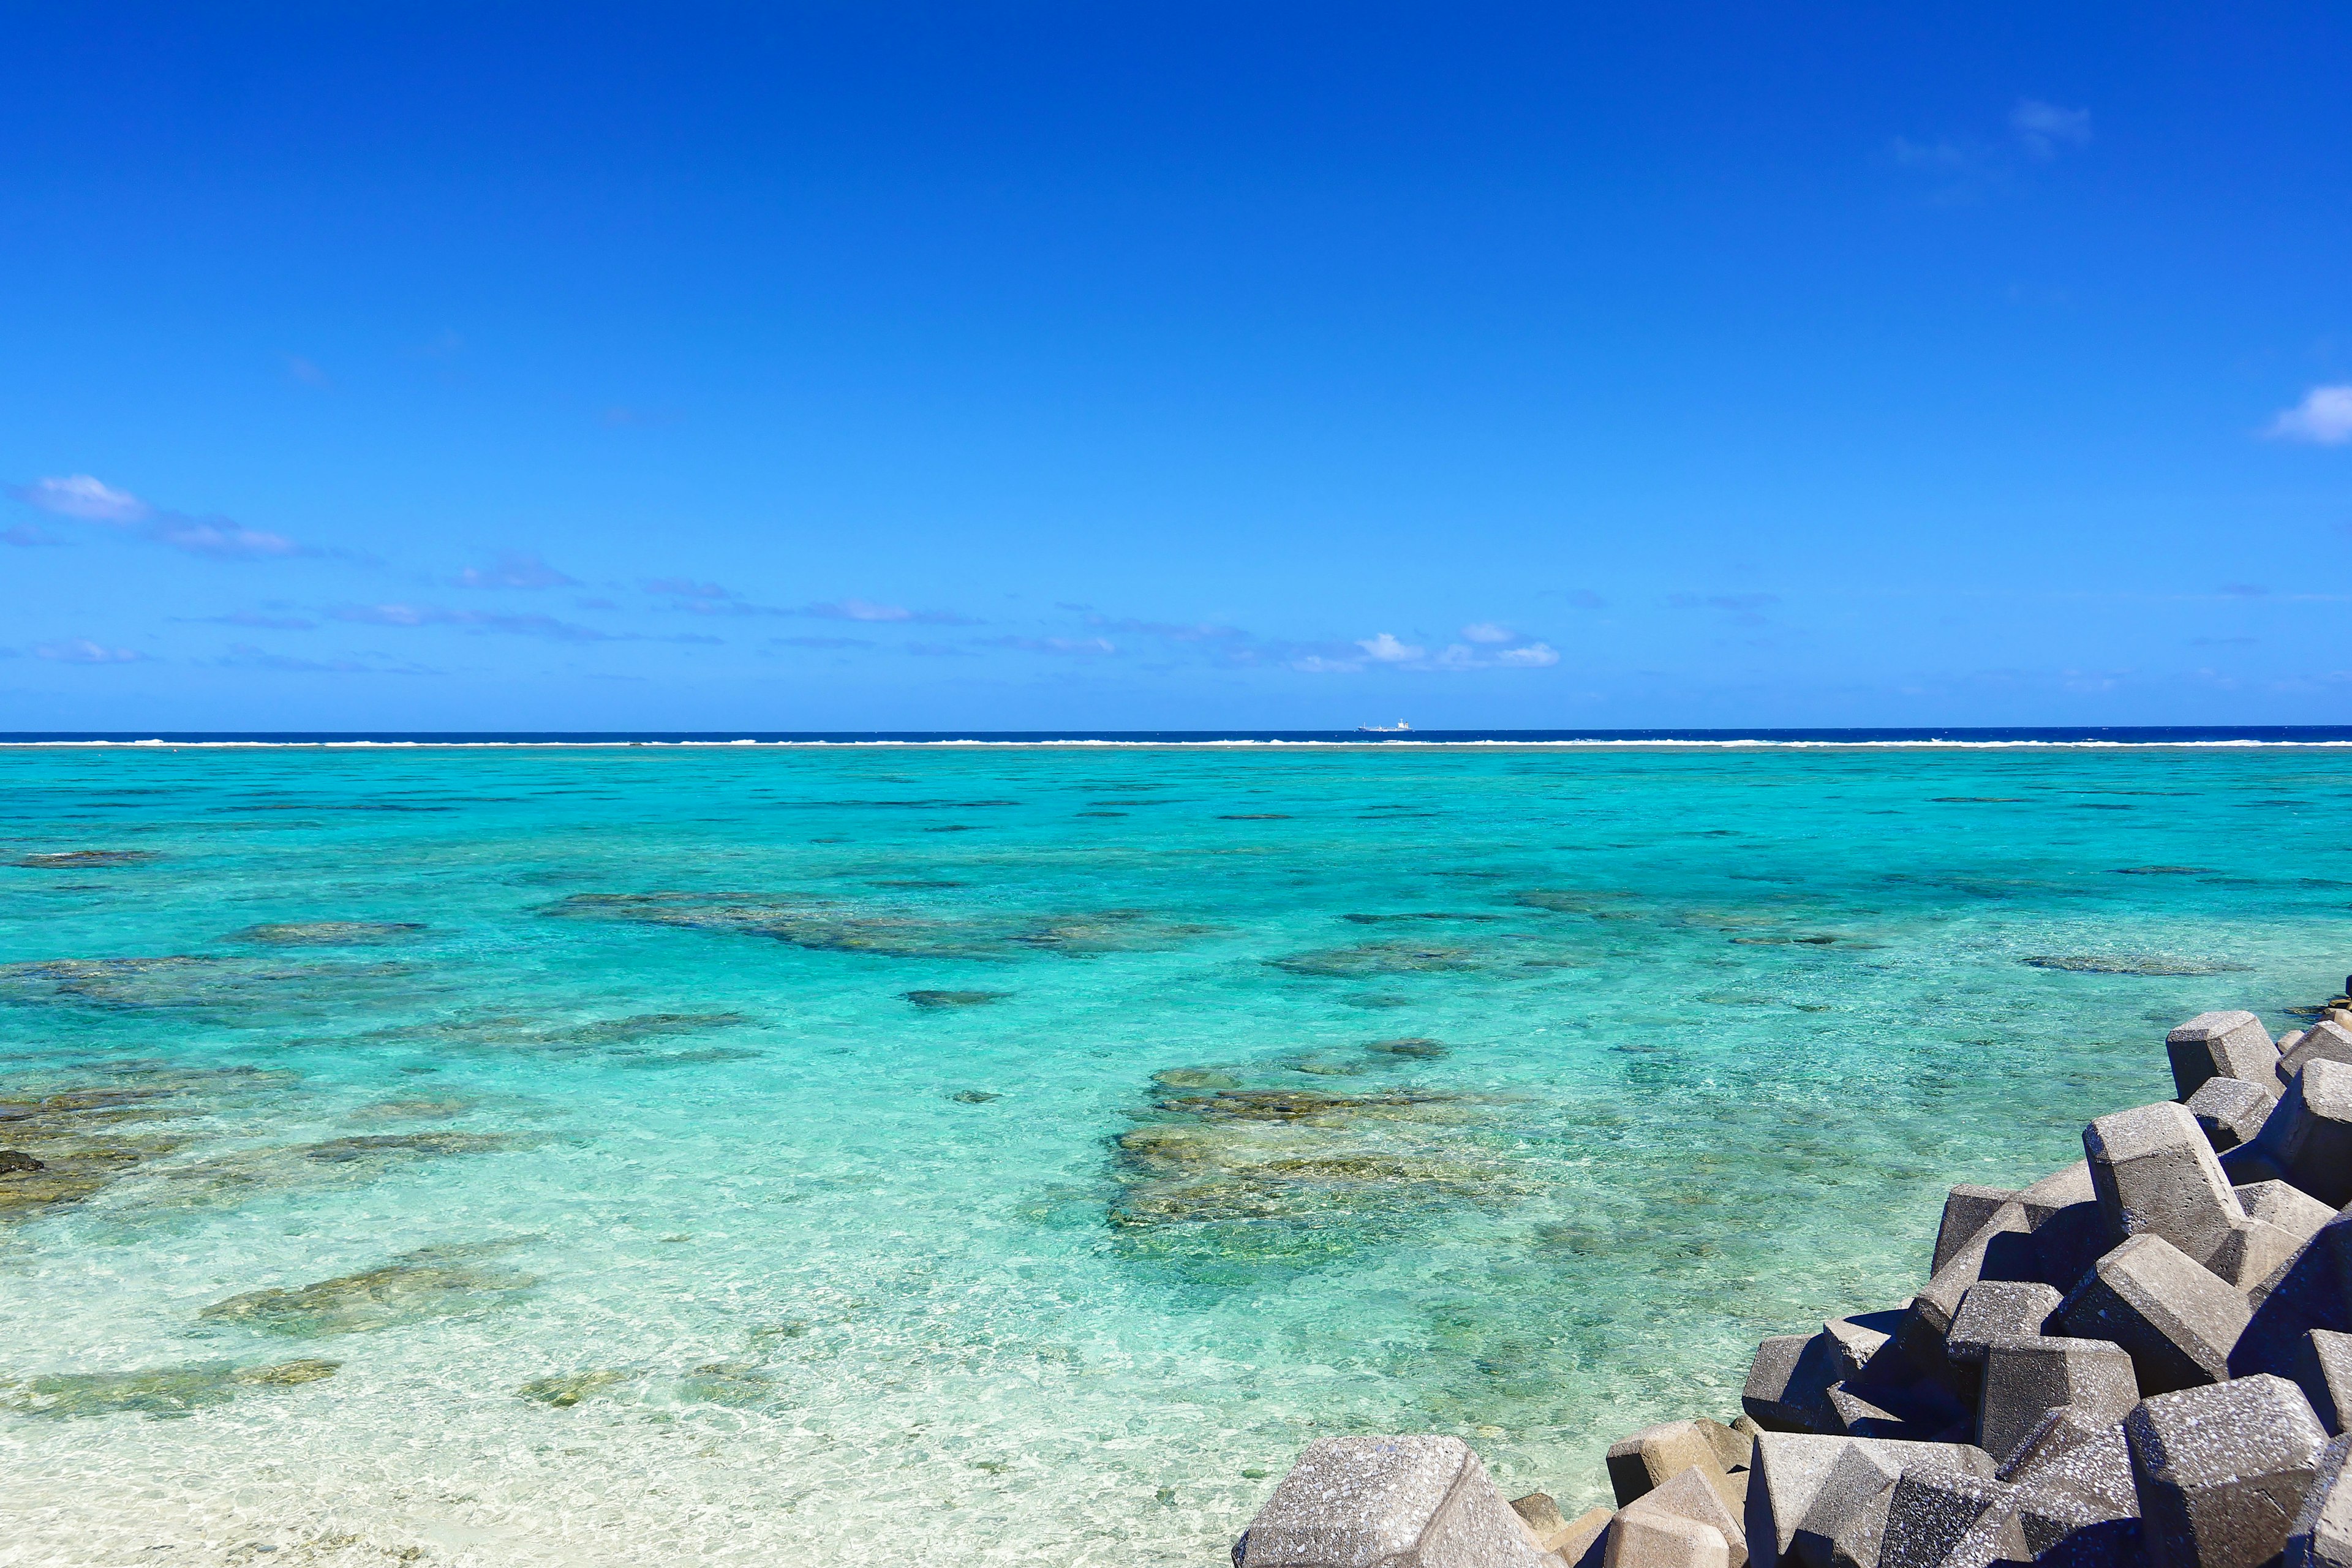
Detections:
[2084, 1102, 2249, 1273]
[2060, 1235, 2252, 1395]
[2286, 1433, 2352, 1568]
[1619, 1464, 1752, 1568]
[1945, 1283, 2064, 1366]
[2233, 1060, 2352, 1209]
[1976, 1336, 2139, 1469]
[1741, 1435, 1992, 1568]
[2124, 1374, 2329, 1568]
[2166, 1012, 2283, 1100]
[1239, 1435, 1559, 1568]
[1609, 1422, 1743, 1513]
[2294, 1333, 2352, 1436]
[2185, 1077, 2276, 1155]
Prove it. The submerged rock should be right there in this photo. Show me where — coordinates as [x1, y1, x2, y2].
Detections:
[518, 1368, 634, 1408]
[950, 1090, 1003, 1104]
[198, 1244, 537, 1336]
[0, 954, 417, 1009]
[1153, 1069, 1245, 1091]
[347, 1096, 476, 1123]
[673, 1361, 773, 1406]
[541, 891, 1213, 961]
[228, 921, 427, 946]
[1365, 1038, 1451, 1058]
[1267, 942, 1479, 978]
[7, 850, 157, 868]
[2023, 955, 2252, 976]
[905, 990, 1011, 1008]
[1, 1359, 337, 1419]
[0, 1150, 45, 1173]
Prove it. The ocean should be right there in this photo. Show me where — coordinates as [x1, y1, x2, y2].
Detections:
[2, 737, 2346, 1566]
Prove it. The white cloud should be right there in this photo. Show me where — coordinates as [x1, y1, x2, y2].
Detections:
[1431, 644, 1480, 670]
[2010, 100, 2091, 158]
[2267, 385, 2352, 446]
[1494, 642, 1561, 668]
[10, 474, 300, 558]
[455, 551, 577, 589]
[1357, 632, 1425, 663]
[18, 474, 150, 522]
[1461, 622, 1514, 643]
[802, 598, 976, 625]
[146, 517, 300, 559]
[1293, 655, 1363, 674]
[36, 638, 145, 663]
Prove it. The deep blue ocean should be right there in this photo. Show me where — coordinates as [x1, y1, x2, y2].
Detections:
[3, 735, 2347, 1565]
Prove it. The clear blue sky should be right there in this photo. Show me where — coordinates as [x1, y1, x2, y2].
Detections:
[4, 2, 2348, 731]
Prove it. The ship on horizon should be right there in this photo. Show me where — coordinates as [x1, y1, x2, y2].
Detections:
[1355, 720, 1412, 733]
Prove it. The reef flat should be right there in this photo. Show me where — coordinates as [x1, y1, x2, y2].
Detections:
[4, 741, 2350, 1566]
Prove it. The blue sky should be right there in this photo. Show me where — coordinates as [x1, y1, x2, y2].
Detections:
[3, 2, 2348, 731]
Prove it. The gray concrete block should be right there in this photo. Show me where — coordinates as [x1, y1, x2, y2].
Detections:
[1609, 1422, 1741, 1513]
[2285, 1023, 2352, 1082]
[2188, 1076, 2277, 1153]
[1917, 1204, 2034, 1338]
[2294, 1332, 2352, 1435]
[2285, 1433, 2352, 1568]
[1561, 1507, 1617, 1568]
[1977, 1336, 2139, 1466]
[2233, 1208, 2352, 1381]
[1826, 1385, 1909, 1441]
[2212, 1216, 2310, 1292]
[1826, 1314, 1901, 1382]
[2084, 1101, 2249, 1270]
[2168, 1012, 2283, 1099]
[1936, 1186, 2018, 1275]
[2011, 1418, 2141, 1520]
[1624, 1465, 1751, 1568]
[1607, 1512, 1730, 1568]
[2258, 1060, 2352, 1208]
[1743, 1436, 1992, 1568]
[1747, 1335, 1839, 1435]
[2125, 1374, 2329, 1568]
[1240, 1434, 1558, 1568]
[1947, 1282, 2064, 1365]
[2239, 1180, 2339, 1247]
[1874, 1470, 2021, 1568]
[2020, 1161, 2100, 1226]
[1510, 1494, 1570, 1550]
[2060, 1234, 2252, 1395]
[1701, 1417, 1757, 1475]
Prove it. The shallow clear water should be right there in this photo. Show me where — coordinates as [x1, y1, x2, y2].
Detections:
[1, 743, 2345, 1567]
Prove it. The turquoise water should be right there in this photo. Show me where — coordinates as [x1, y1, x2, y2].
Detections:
[2, 742, 2346, 1566]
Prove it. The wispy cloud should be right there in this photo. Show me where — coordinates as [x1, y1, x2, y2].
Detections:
[2266, 385, 2352, 446]
[1493, 643, 1561, 667]
[804, 598, 977, 625]
[984, 635, 1117, 657]
[644, 577, 737, 601]
[10, 474, 301, 559]
[1293, 654, 1363, 674]
[454, 551, 577, 589]
[1088, 616, 1246, 643]
[2010, 100, 2092, 159]
[36, 638, 145, 664]
[328, 602, 718, 644]
[177, 609, 318, 630]
[1461, 622, 1514, 644]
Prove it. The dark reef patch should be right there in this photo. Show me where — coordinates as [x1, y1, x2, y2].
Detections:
[905, 990, 1011, 1009]
[1, 1359, 338, 1419]
[540, 891, 1213, 961]
[228, 921, 428, 946]
[2022, 954, 2252, 976]
[198, 1242, 537, 1336]
[6, 850, 157, 869]
[1267, 942, 1479, 978]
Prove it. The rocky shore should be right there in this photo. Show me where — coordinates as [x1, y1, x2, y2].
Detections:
[1232, 993, 2352, 1568]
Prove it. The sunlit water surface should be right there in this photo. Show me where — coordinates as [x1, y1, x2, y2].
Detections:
[2, 744, 2346, 1567]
